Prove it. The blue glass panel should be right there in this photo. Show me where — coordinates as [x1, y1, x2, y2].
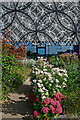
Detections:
[38, 48, 45, 55]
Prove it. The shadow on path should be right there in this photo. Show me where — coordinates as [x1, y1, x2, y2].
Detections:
[2, 81, 34, 120]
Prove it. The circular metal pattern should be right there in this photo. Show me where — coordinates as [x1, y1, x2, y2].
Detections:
[0, 2, 80, 45]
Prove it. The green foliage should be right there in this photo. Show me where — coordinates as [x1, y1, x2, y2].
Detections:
[64, 63, 79, 94]
[49, 53, 79, 68]
[62, 87, 80, 117]
[1, 31, 30, 101]
[2, 54, 23, 100]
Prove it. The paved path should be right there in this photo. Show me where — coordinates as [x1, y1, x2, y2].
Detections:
[2, 77, 34, 120]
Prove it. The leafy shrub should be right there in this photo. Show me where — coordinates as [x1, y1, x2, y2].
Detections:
[2, 53, 23, 100]
[63, 63, 80, 95]
[15, 44, 26, 60]
[2, 39, 26, 60]
[2, 30, 27, 60]
[62, 87, 80, 116]
[49, 53, 79, 68]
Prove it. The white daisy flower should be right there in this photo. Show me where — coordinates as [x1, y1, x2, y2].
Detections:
[42, 96, 46, 99]
[64, 78, 67, 81]
[37, 83, 41, 87]
[41, 71, 44, 74]
[33, 80, 36, 83]
[64, 74, 68, 77]
[38, 80, 42, 83]
[42, 87, 45, 90]
[40, 84, 43, 87]
[49, 84, 52, 86]
[55, 79, 59, 83]
[43, 69, 47, 71]
[51, 80, 53, 83]
[38, 89, 43, 93]
[45, 92, 49, 95]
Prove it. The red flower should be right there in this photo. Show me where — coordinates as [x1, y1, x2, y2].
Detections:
[34, 111, 40, 118]
[42, 107, 49, 113]
[46, 59, 50, 62]
[29, 93, 36, 103]
[56, 106, 62, 114]
[29, 93, 40, 103]
[44, 97, 50, 105]
[49, 105, 55, 114]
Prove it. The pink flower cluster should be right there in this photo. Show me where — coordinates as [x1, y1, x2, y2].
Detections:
[42, 97, 62, 114]
[29, 92, 67, 118]
[34, 111, 40, 118]
[42, 107, 49, 113]
[53, 92, 67, 102]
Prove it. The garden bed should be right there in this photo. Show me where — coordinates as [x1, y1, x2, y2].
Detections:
[29, 55, 80, 119]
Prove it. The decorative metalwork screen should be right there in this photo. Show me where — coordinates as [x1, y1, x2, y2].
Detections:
[0, 2, 80, 45]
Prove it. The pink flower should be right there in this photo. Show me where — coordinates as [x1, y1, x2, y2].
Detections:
[58, 97, 61, 102]
[34, 111, 40, 118]
[54, 92, 60, 98]
[44, 97, 50, 105]
[51, 100, 55, 105]
[53, 92, 66, 102]
[49, 98, 55, 105]
[49, 98, 54, 102]
[42, 107, 49, 113]
[56, 106, 62, 114]
[51, 101, 61, 107]
[74, 52, 78, 55]
[49, 105, 55, 114]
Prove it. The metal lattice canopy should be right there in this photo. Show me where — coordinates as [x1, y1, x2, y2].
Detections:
[0, 2, 80, 46]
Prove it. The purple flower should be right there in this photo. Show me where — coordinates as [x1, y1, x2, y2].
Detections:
[63, 62, 65, 65]
[14, 78, 16, 80]
[76, 59, 78, 62]
[64, 53, 69, 55]
[73, 52, 78, 55]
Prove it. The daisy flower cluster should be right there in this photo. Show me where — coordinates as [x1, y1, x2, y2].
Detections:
[31, 57, 68, 100]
